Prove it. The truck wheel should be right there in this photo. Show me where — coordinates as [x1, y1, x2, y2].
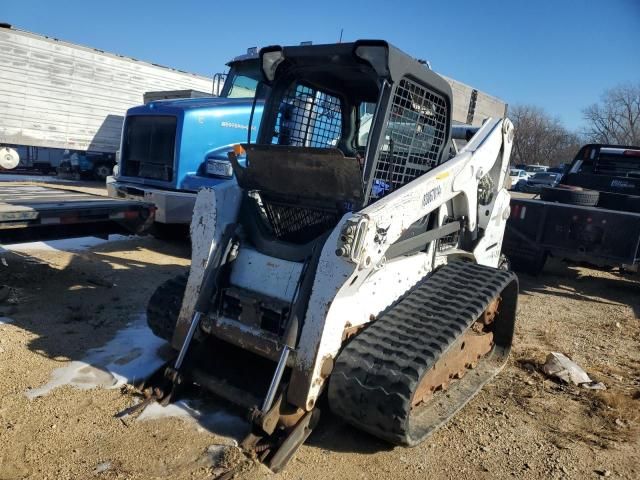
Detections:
[540, 186, 599, 206]
[147, 273, 188, 341]
[93, 163, 112, 181]
[597, 192, 640, 213]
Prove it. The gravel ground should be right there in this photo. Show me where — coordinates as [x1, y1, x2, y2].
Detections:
[0, 233, 638, 480]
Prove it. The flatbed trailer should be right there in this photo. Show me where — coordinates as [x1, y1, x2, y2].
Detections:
[0, 185, 154, 244]
[504, 197, 640, 273]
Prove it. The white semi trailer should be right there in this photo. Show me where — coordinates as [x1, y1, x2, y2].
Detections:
[0, 23, 212, 178]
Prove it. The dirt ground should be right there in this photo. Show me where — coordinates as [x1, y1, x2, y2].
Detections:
[1, 232, 638, 480]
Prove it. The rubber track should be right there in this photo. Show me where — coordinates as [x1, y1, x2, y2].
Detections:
[146, 273, 188, 341]
[328, 261, 517, 446]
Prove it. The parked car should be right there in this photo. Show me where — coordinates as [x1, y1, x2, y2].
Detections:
[547, 164, 568, 174]
[521, 172, 562, 193]
[524, 164, 548, 174]
[509, 168, 530, 190]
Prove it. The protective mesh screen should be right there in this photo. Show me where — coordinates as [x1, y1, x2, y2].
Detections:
[272, 83, 342, 148]
[260, 194, 341, 244]
[368, 77, 448, 201]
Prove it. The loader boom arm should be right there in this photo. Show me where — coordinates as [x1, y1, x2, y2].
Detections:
[337, 117, 514, 270]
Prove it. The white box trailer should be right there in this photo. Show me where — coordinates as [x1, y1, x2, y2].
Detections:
[443, 74, 508, 126]
[0, 24, 212, 174]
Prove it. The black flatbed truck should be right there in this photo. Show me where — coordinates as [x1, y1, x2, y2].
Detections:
[0, 184, 154, 245]
[504, 144, 640, 274]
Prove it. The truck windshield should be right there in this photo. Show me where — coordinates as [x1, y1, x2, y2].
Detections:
[226, 74, 258, 98]
[220, 60, 264, 99]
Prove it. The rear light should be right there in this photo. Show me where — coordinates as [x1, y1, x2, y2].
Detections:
[623, 150, 640, 157]
[111, 210, 142, 221]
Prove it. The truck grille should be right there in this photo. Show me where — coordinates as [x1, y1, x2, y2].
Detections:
[121, 115, 176, 182]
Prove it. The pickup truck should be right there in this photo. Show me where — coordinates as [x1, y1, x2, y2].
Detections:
[0, 184, 154, 245]
[503, 144, 640, 274]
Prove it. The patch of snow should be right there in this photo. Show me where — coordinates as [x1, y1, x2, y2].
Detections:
[137, 398, 248, 441]
[94, 461, 112, 474]
[4, 235, 132, 253]
[0, 316, 15, 325]
[26, 314, 171, 399]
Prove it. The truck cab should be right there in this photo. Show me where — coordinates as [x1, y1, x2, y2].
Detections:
[107, 52, 264, 228]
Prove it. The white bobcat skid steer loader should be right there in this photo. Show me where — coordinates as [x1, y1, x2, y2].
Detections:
[146, 40, 518, 471]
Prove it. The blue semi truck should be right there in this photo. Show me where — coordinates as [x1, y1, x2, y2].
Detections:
[106, 51, 264, 234]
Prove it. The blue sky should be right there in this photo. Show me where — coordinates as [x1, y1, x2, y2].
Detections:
[4, 0, 639, 130]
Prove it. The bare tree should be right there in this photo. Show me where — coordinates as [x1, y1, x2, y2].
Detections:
[510, 105, 581, 166]
[583, 83, 640, 146]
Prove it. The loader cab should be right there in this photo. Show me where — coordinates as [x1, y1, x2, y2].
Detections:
[232, 41, 453, 251]
[254, 42, 453, 200]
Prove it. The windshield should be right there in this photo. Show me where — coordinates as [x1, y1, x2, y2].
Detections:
[220, 60, 264, 99]
[525, 165, 546, 172]
[510, 169, 521, 175]
[226, 75, 258, 98]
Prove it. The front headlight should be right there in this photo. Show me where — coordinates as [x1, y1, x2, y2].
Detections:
[205, 158, 234, 178]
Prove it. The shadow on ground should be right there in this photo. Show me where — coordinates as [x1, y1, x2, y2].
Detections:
[0, 236, 189, 366]
[516, 257, 640, 318]
[306, 408, 393, 455]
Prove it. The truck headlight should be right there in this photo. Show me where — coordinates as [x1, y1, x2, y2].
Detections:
[206, 159, 233, 178]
